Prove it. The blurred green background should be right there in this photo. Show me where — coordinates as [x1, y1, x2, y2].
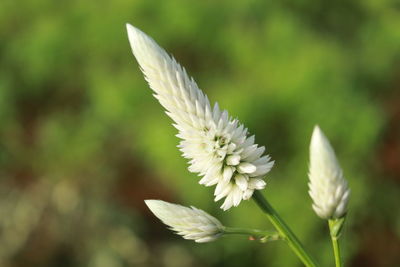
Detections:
[1, 0, 400, 266]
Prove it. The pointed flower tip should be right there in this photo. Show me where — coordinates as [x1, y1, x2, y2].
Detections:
[311, 125, 324, 144]
[126, 23, 140, 43]
[144, 199, 158, 205]
[126, 23, 138, 34]
[126, 23, 152, 52]
[144, 199, 165, 215]
[144, 199, 157, 207]
[145, 200, 223, 243]
[308, 126, 350, 220]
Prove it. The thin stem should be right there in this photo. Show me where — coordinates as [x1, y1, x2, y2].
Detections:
[223, 227, 280, 240]
[252, 191, 317, 267]
[329, 220, 342, 267]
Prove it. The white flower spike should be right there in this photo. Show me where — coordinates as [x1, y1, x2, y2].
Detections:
[145, 200, 224, 243]
[127, 24, 274, 210]
[308, 126, 350, 219]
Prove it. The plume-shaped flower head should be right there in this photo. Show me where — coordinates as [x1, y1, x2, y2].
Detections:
[145, 200, 224, 243]
[127, 24, 274, 210]
[308, 125, 350, 219]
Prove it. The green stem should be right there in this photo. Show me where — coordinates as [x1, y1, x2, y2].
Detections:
[252, 191, 317, 267]
[329, 220, 342, 267]
[223, 227, 280, 240]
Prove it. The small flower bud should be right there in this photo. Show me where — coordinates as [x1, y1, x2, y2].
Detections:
[308, 126, 350, 219]
[145, 200, 224, 243]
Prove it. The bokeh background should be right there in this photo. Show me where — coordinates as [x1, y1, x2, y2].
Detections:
[1, 0, 400, 266]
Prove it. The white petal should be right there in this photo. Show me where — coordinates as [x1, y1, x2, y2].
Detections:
[222, 166, 234, 182]
[248, 178, 266, 190]
[235, 174, 248, 191]
[237, 162, 257, 174]
[220, 194, 234, 211]
[215, 180, 230, 196]
[213, 102, 221, 121]
[214, 182, 233, 201]
[231, 186, 243, 207]
[242, 189, 254, 200]
[226, 154, 241, 166]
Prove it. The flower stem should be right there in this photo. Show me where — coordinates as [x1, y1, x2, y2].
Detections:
[223, 227, 280, 241]
[252, 191, 317, 267]
[329, 219, 343, 267]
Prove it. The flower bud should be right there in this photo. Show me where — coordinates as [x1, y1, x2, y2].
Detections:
[145, 200, 224, 242]
[308, 126, 350, 219]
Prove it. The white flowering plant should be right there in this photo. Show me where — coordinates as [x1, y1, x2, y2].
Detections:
[126, 24, 350, 267]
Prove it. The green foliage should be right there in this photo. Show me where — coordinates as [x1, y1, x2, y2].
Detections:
[0, 0, 399, 266]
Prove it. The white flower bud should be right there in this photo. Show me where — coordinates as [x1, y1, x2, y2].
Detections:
[145, 200, 224, 243]
[308, 126, 350, 219]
